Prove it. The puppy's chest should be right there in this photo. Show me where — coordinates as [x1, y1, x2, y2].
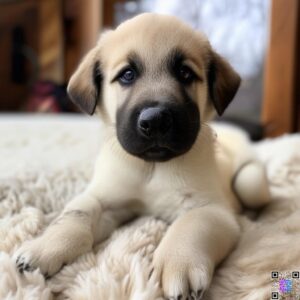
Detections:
[141, 169, 217, 221]
[98, 163, 213, 222]
[143, 186, 209, 221]
[95, 149, 222, 221]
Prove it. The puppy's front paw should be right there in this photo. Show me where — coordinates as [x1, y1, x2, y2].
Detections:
[14, 224, 93, 278]
[153, 245, 213, 300]
[14, 237, 67, 277]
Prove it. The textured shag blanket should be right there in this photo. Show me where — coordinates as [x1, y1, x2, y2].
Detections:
[0, 115, 299, 300]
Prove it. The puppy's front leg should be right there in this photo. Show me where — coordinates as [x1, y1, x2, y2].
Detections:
[14, 193, 136, 277]
[153, 205, 240, 299]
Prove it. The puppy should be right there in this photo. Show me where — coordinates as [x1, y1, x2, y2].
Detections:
[15, 13, 270, 299]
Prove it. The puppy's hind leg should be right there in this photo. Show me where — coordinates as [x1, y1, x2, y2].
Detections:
[233, 160, 270, 208]
[213, 123, 271, 208]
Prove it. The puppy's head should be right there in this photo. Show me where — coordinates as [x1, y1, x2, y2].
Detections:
[68, 13, 240, 162]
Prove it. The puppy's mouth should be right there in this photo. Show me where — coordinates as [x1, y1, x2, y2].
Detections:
[140, 145, 174, 162]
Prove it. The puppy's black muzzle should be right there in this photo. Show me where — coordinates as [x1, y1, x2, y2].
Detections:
[117, 99, 200, 162]
[138, 107, 173, 139]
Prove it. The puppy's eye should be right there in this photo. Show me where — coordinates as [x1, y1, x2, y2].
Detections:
[118, 68, 136, 85]
[176, 65, 196, 84]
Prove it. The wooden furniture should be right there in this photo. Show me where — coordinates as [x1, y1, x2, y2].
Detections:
[64, 0, 102, 80]
[0, 0, 101, 111]
[262, 0, 300, 137]
[0, 1, 38, 110]
[103, 0, 120, 27]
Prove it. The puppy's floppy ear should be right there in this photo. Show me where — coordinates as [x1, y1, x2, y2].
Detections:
[207, 51, 241, 116]
[67, 48, 103, 115]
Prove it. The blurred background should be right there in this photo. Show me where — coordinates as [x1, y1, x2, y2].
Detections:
[0, 0, 299, 138]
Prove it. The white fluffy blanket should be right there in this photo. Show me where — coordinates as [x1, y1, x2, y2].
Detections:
[0, 115, 299, 300]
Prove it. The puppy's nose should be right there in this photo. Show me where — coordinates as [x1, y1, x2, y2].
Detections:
[138, 107, 172, 138]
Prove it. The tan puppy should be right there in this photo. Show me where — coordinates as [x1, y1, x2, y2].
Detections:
[15, 13, 270, 299]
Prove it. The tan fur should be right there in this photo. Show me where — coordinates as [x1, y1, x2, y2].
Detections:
[15, 13, 270, 299]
